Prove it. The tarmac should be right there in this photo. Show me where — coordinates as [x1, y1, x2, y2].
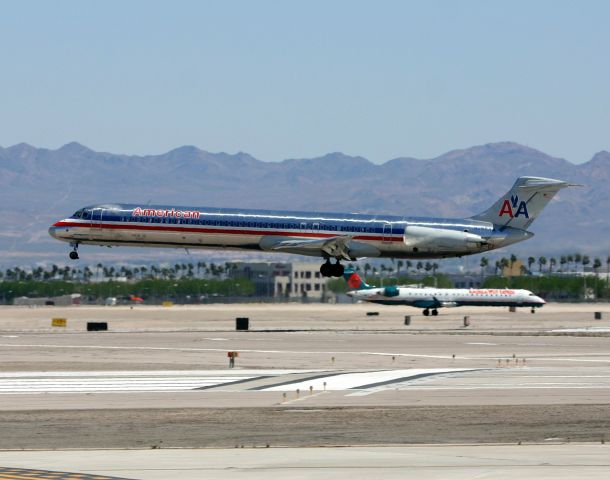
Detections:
[0, 302, 609, 478]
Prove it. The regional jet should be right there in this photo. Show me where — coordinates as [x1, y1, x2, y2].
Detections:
[49, 176, 570, 278]
[343, 269, 546, 316]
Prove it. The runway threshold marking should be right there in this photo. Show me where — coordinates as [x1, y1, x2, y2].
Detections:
[0, 371, 311, 394]
[263, 368, 477, 392]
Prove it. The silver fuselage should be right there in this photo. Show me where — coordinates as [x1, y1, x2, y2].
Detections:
[49, 203, 532, 259]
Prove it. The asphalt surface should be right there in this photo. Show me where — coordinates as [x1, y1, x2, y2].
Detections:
[0, 302, 609, 478]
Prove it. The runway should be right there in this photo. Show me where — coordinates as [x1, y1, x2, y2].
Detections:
[0, 303, 609, 477]
[1, 445, 609, 480]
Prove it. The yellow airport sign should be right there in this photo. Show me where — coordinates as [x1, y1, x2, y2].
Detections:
[52, 318, 67, 327]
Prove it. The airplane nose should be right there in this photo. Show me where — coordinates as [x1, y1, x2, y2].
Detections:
[48, 226, 58, 239]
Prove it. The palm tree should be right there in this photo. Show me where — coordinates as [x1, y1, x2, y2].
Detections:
[84, 266, 93, 282]
[593, 258, 602, 274]
[538, 256, 547, 273]
[582, 255, 590, 272]
[480, 257, 489, 276]
[549, 258, 557, 273]
[510, 254, 517, 271]
[559, 256, 567, 272]
[364, 263, 371, 278]
[396, 260, 404, 278]
[499, 257, 509, 276]
[416, 261, 423, 274]
[494, 261, 501, 276]
[406, 260, 412, 273]
[574, 254, 582, 272]
[527, 256, 535, 273]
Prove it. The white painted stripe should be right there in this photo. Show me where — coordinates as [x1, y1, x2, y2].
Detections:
[389, 385, 610, 391]
[0, 370, 307, 394]
[551, 327, 610, 333]
[0, 343, 459, 359]
[263, 368, 475, 392]
[0, 375, 259, 393]
[3, 343, 610, 364]
[0, 369, 307, 378]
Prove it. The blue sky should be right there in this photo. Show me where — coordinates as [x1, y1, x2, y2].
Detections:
[1, 0, 608, 163]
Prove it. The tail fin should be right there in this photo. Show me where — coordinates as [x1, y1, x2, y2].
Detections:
[471, 176, 571, 230]
[343, 269, 375, 290]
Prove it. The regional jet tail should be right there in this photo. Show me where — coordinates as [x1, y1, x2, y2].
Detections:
[343, 270, 546, 316]
[49, 176, 572, 278]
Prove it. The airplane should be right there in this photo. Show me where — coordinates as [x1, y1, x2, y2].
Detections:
[343, 269, 546, 316]
[49, 176, 570, 278]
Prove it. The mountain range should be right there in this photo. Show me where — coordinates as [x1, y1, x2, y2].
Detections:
[1, 141, 608, 265]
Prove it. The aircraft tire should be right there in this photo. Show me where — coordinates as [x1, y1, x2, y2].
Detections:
[423, 309, 430, 316]
[432, 309, 439, 316]
[331, 263, 344, 277]
[320, 262, 331, 277]
[69, 251, 79, 260]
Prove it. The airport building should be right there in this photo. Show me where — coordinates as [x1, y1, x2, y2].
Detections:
[229, 262, 330, 300]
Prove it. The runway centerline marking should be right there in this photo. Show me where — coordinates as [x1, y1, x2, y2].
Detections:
[3, 344, 610, 364]
[0, 343, 459, 359]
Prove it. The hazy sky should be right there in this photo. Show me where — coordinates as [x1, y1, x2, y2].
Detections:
[1, 0, 608, 163]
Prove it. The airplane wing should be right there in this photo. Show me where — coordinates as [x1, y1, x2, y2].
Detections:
[263, 235, 356, 261]
[432, 296, 458, 308]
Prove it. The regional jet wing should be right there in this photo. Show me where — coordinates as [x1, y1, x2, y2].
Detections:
[261, 235, 356, 260]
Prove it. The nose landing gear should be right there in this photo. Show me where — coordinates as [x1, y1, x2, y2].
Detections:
[320, 259, 344, 278]
[69, 243, 79, 260]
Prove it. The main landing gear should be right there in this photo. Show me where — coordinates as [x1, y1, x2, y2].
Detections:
[423, 308, 439, 316]
[320, 259, 344, 278]
[69, 243, 79, 260]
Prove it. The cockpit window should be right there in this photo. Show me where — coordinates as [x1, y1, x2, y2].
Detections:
[71, 209, 91, 219]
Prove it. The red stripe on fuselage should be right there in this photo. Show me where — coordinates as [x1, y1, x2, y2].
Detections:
[53, 221, 404, 242]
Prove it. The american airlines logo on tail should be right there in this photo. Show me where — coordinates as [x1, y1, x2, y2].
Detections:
[498, 195, 529, 218]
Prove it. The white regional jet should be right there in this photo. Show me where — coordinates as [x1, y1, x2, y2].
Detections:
[49, 176, 570, 278]
[344, 269, 545, 316]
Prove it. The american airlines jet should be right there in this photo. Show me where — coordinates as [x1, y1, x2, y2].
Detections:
[343, 269, 546, 316]
[49, 176, 570, 278]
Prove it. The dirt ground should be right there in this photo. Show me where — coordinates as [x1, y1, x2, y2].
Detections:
[2, 405, 609, 449]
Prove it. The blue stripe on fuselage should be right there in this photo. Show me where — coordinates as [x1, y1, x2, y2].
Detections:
[75, 203, 494, 238]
